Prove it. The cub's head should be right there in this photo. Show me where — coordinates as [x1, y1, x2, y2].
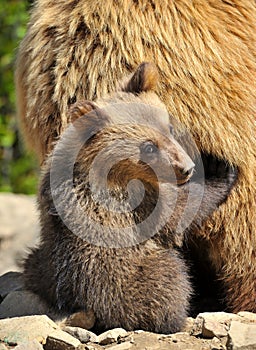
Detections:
[42, 63, 197, 248]
[68, 62, 195, 190]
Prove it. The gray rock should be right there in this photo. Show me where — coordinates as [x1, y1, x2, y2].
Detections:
[98, 328, 128, 345]
[0, 271, 23, 299]
[14, 340, 44, 349]
[64, 326, 98, 343]
[0, 290, 62, 320]
[227, 320, 256, 350]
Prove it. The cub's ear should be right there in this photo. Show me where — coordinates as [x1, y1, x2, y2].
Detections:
[122, 62, 159, 94]
[69, 101, 109, 144]
[69, 100, 98, 122]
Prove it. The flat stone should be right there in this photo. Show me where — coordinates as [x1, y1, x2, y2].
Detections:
[227, 320, 256, 350]
[0, 290, 59, 319]
[0, 315, 58, 346]
[44, 329, 81, 350]
[98, 328, 128, 345]
[134, 331, 221, 350]
[192, 312, 240, 338]
[64, 326, 98, 343]
[0, 272, 23, 299]
[0, 313, 81, 349]
[13, 339, 44, 349]
[237, 311, 256, 323]
[106, 342, 133, 350]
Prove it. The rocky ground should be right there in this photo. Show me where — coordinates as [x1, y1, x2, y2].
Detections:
[1, 193, 256, 350]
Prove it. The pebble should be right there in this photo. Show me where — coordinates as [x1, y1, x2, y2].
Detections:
[98, 328, 128, 345]
[64, 326, 99, 343]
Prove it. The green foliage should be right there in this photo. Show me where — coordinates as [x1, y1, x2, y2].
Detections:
[0, 0, 39, 194]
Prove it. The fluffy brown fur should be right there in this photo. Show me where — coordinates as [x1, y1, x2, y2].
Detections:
[17, 1, 256, 312]
[23, 64, 233, 333]
[23, 65, 195, 334]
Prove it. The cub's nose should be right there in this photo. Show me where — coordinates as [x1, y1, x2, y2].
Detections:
[175, 161, 195, 185]
[181, 165, 194, 178]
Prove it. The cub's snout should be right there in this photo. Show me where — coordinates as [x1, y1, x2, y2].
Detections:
[139, 136, 195, 186]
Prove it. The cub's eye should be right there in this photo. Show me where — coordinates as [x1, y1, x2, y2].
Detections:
[140, 141, 158, 155]
[169, 124, 174, 135]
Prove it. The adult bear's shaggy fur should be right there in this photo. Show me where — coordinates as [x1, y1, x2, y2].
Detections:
[16, 1, 256, 312]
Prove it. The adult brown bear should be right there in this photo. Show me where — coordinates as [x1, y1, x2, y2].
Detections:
[16, 1, 256, 313]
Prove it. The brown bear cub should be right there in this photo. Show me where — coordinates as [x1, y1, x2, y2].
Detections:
[23, 63, 234, 333]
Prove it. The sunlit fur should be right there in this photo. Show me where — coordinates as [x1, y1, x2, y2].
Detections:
[24, 65, 194, 334]
[17, 1, 256, 312]
[24, 63, 235, 332]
